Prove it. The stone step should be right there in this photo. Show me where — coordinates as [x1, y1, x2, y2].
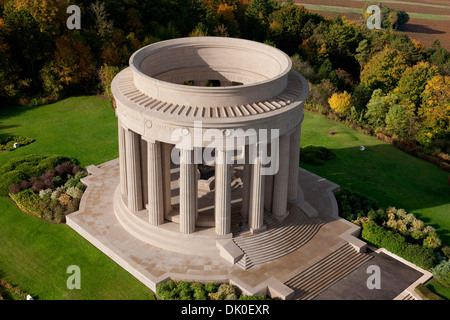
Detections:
[233, 209, 323, 269]
[285, 243, 373, 300]
[114, 189, 223, 256]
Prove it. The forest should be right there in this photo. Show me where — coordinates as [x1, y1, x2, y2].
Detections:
[0, 0, 449, 163]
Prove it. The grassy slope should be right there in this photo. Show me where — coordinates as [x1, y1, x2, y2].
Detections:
[0, 96, 155, 299]
[300, 111, 450, 244]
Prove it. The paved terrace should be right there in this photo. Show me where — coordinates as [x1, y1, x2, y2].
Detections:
[66, 159, 428, 299]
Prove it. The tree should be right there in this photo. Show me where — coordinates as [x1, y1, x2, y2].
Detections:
[40, 35, 95, 96]
[385, 105, 409, 138]
[395, 61, 439, 114]
[417, 75, 450, 146]
[363, 3, 409, 30]
[360, 48, 409, 93]
[365, 89, 400, 126]
[90, 1, 114, 43]
[244, 0, 279, 41]
[328, 91, 353, 116]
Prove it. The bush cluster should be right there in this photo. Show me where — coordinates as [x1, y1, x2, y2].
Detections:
[337, 188, 446, 270]
[0, 155, 76, 196]
[0, 136, 35, 151]
[300, 145, 336, 165]
[361, 220, 436, 270]
[155, 280, 268, 300]
[8, 160, 87, 224]
[431, 259, 450, 287]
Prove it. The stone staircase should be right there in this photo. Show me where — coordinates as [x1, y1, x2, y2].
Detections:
[285, 243, 373, 300]
[233, 207, 324, 270]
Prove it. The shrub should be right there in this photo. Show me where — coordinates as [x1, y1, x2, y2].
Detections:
[8, 183, 21, 194]
[395, 208, 407, 219]
[431, 259, 450, 287]
[20, 180, 31, 190]
[66, 187, 83, 199]
[51, 186, 66, 201]
[362, 220, 436, 270]
[42, 178, 54, 190]
[328, 91, 353, 116]
[58, 193, 71, 206]
[179, 289, 193, 300]
[204, 282, 217, 294]
[423, 232, 442, 250]
[76, 182, 86, 191]
[39, 189, 52, 199]
[0, 155, 75, 195]
[72, 166, 83, 175]
[66, 198, 80, 214]
[442, 246, 450, 259]
[52, 176, 63, 188]
[193, 288, 207, 300]
[412, 219, 425, 231]
[300, 145, 336, 165]
[31, 181, 44, 193]
[403, 213, 415, 225]
[64, 176, 78, 189]
[403, 244, 436, 270]
[74, 171, 88, 181]
[208, 284, 237, 300]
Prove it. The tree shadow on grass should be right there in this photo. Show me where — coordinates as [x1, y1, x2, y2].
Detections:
[403, 23, 446, 35]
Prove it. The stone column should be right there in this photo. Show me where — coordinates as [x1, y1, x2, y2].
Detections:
[272, 133, 290, 220]
[193, 162, 198, 220]
[147, 140, 164, 226]
[288, 125, 302, 204]
[179, 148, 196, 234]
[249, 145, 266, 233]
[118, 121, 127, 196]
[215, 149, 231, 236]
[161, 143, 173, 216]
[141, 139, 148, 207]
[125, 129, 143, 212]
[240, 145, 250, 223]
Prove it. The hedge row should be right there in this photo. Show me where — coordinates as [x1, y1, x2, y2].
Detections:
[0, 136, 35, 151]
[0, 154, 77, 196]
[156, 280, 269, 301]
[362, 220, 436, 270]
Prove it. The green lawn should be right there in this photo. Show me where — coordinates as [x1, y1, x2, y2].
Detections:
[0, 97, 448, 299]
[300, 111, 450, 245]
[0, 96, 155, 299]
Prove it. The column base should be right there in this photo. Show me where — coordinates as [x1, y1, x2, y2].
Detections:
[250, 224, 267, 234]
[274, 210, 289, 222]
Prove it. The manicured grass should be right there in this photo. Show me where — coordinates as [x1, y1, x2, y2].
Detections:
[425, 279, 450, 300]
[300, 111, 450, 245]
[0, 97, 155, 299]
[0, 196, 155, 300]
[0, 96, 119, 168]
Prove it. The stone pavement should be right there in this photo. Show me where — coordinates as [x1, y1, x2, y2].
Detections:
[66, 159, 394, 299]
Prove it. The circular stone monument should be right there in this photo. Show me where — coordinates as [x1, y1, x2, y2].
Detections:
[111, 37, 309, 258]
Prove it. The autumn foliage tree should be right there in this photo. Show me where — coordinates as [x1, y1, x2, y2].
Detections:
[40, 35, 95, 96]
[361, 47, 409, 93]
[417, 75, 450, 146]
[328, 91, 353, 116]
[395, 61, 439, 114]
